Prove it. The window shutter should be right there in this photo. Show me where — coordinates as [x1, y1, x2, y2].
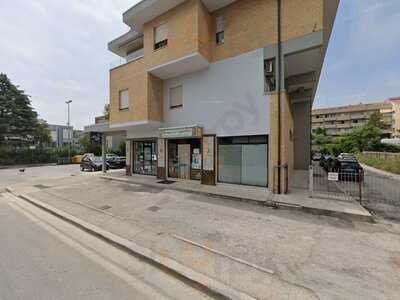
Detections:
[119, 89, 129, 109]
[216, 16, 224, 33]
[170, 86, 183, 108]
[154, 24, 168, 44]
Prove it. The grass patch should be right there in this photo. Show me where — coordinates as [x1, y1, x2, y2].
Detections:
[358, 154, 400, 175]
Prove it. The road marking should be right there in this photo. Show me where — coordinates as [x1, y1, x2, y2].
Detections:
[4, 194, 171, 300]
[172, 234, 274, 275]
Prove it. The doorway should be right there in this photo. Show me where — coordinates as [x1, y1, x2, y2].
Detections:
[133, 141, 157, 176]
[168, 139, 201, 180]
[178, 144, 190, 179]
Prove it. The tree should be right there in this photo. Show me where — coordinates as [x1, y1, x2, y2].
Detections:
[339, 112, 383, 153]
[79, 133, 101, 155]
[34, 119, 52, 148]
[0, 73, 38, 144]
[312, 127, 332, 154]
[104, 104, 110, 119]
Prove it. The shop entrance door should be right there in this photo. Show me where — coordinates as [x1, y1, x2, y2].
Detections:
[178, 144, 190, 180]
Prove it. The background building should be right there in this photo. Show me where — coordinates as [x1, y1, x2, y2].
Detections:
[312, 97, 400, 137]
[48, 124, 82, 148]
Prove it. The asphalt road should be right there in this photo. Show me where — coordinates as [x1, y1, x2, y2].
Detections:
[0, 164, 82, 191]
[0, 193, 213, 300]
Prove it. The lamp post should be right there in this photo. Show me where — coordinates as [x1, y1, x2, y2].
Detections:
[65, 100, 72, 161]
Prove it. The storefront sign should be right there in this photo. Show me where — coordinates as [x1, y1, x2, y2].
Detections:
[159, 126, 202, 139]
[202, 136, 214, 171]
[157, 139, 165, 168]
[328, 172, 339, 181]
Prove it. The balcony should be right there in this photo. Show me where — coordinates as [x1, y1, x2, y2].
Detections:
[110, 48, 144, 70]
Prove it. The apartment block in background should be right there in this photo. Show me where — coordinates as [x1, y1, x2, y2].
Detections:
[86, 0, 339, 193]
[312, 97, 400, 138]
[48, 124, 82, 148]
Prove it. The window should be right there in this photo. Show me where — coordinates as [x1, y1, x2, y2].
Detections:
[154, 23, 168, 50]
[169, 86, 183, 109]
[264, 58, 276, 92]
[216, 16, 224, 45]
[119, 89, 129, 110]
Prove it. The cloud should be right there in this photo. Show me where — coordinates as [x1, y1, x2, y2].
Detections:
[0, 0, 139, 130]
[314, 0, 400, 108]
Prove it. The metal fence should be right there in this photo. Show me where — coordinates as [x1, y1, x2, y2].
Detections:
[362, 151, 400, 160]
[310, 163, 400, 217]
[362, 168, 400, 216]
[309, 164, 362, 202]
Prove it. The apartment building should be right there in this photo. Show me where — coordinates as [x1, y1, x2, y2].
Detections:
[86, 0, 339, 193]
[312, 97, 400, 138]
[48, 124, 82, 148]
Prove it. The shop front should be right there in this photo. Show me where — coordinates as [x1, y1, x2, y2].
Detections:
[157, 125, 215, 184]
[218, 135, 268, 187]
[133, 140, 157, 176]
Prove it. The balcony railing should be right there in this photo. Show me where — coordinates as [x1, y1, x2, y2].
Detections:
[110, 48, 144, 69]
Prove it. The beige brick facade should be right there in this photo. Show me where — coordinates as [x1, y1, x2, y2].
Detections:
[268, 91, 294, 193]
[110, 0, 325, 126]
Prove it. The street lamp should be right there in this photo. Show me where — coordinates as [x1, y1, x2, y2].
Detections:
[65, 100, 72, 161]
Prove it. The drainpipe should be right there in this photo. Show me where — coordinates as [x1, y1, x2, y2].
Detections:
[276, 0, 282, 193]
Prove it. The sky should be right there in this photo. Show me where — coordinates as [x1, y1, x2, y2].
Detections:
[0, 0, 399, 130]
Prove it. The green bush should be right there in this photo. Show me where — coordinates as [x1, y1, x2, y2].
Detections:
[357, 154, 400, 175]
[0, 146, 80, 166]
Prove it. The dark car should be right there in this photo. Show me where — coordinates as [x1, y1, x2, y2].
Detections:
[312, 153, 322, 161]
[337, 159, 363, 182]
[320, 155, 337, 171]
[106, 155, 126, 169]
[80, 156, 109, 172]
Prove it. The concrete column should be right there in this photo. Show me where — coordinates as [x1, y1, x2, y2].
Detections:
[157, 138, 166, 179]
[268, 91, 294, 194]
[125, 140, 132, 176]
[102, 134, 107, 173]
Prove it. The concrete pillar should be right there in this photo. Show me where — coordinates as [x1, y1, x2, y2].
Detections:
[268, 91, 294, 194]
[125, 140, 132, 176]
[157, 138, 167, 179]
[102, 133, 107, 173]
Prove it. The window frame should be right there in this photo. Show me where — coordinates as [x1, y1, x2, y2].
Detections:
[215, 16, 224, 45]
[154, 23, 168, 51]
[169, 85, 183, 110]
[119, 89, 129, 111]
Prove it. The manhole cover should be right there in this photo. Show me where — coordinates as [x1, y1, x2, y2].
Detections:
[98, 205, 112, 211]
[33, 184, 50, 190]
[157, 180, 175, 185]
[147, 205, 161, 212]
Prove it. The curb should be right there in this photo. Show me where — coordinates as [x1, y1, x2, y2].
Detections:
[101, 175, 270, 206]
[0, 163, 58, 170]
[101, 176, 373, 223]
[11, 191, 257, 300]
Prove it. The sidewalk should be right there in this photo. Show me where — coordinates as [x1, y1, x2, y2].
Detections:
[6, 180, 317, 300]
[6, 174, 400, 300]
[101, 171, 372, 222]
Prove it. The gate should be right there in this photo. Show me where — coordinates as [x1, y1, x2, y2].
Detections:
[309, 163, 363, 203]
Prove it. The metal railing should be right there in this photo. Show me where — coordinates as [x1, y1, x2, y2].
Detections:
[309, 164, 362, 203]
[110, 48, 144, 69]
[362, 168, 400, 217]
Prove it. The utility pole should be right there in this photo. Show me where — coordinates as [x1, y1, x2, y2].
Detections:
[66, 100, 72, 162]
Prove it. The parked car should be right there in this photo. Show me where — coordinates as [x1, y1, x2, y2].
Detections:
[82, 153, 95, 160]
[337, 153, 357, 160]
[80, 156, 109, 172]
[337, 158, 363, 182]
[320, 155, 337, 171]
[312, 153, 322, 161]
[106, 155, 126, 169]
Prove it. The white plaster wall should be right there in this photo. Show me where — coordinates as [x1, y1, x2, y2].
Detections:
[163, 48, 270, 137]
